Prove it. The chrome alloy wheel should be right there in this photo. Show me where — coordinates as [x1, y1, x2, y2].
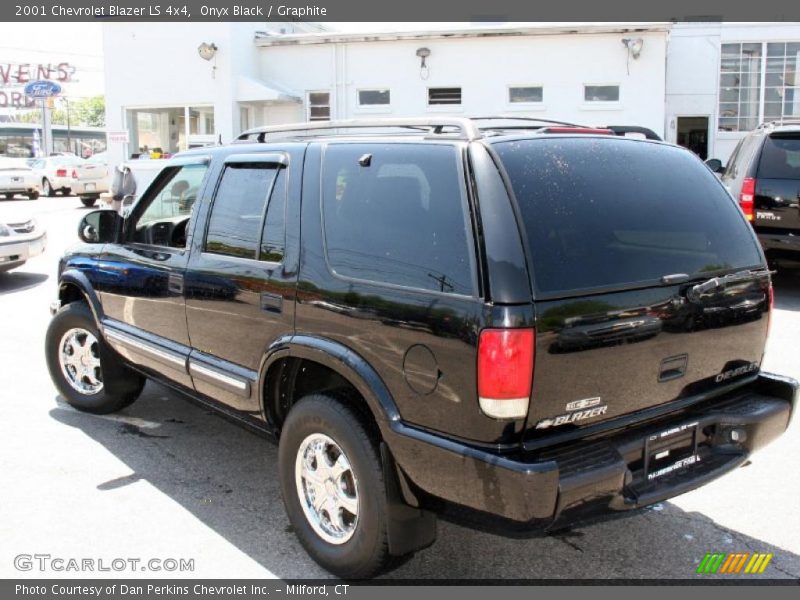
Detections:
[58, 328, 103, 395]
[295, 433, 359, 544]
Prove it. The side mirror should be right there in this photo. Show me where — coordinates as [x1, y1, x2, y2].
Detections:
[78, 209, 120, 244]
[111, 166, 137, 201]
[705, 158, 724, 174]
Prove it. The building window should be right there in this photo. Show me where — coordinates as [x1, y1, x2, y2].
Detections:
[357, 89, 391, 106]
[584, 85, 620, 102]
[307, 91, 331, 121]
[719, 43, 763, 132]
[765, 42, 800, 122]
[428, 87, 462, 105]
[508, 86, 544, 104]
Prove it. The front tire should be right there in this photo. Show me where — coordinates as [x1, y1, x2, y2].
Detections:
[279, 394, 390, 578]
[45, 302, 144, 414]
[42, 179, 54, 197]
[27, 191, 39, 200]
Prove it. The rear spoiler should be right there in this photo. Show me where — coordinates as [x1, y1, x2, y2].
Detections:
[603, 125, 662, 141]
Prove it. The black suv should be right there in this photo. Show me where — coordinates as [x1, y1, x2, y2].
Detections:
[707, 120, 800, 259]
[46, 117, 796, 578]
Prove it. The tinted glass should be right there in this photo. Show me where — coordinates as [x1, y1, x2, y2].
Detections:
[358, 90, 390, 105]
[322, 144, 474, 295]
[757, 134, 800, 179]
[494, 138, 764, 295]
[509, 86, 543, 103]
[260, 168, 287, 262]
[206, 164, 277, 260]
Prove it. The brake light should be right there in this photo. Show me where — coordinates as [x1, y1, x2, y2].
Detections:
[739, 177, 755, 222]
[71, 169, 78, 179]
[56, 168, 67, 177]
[477, 328, 535, 419]
[540, 127, 614, 135]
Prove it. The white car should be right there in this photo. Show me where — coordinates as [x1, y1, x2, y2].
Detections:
[71, 152, 110, 207]
[30, 155, 85, 197]
[0, 158, 41, 200]
[0, 205, 46, 272]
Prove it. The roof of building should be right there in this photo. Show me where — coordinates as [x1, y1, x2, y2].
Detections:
[253, 22, 671, 47]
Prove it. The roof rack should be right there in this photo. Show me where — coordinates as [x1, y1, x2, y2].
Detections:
[235, 116, 640, 143]
[757, 119, 800, 129]
[237, 117, 482, 142]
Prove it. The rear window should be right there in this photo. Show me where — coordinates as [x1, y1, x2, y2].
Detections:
[757, 134, 800, 179]
[493, 137, 763, 296]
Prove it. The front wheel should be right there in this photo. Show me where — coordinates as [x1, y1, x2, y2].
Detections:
[278, 394, 390, 578]
[80, 196, 97, 207]
[42, 179, 54, 197]
[27, 191, 39, 200]
[45, 302, 144, 414]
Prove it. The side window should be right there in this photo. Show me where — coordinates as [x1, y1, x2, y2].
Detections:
[131, 163, 208, 247]
[322, 144, 475, 296]
[260, 168, 286, 263]
[723, 138, 745, 179]
[205, 163, 284, 261]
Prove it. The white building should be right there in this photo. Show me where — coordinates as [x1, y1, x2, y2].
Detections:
[102, 22, 800, 168]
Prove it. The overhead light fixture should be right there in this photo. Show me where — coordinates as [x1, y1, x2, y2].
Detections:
[416, 47, 431, 80]
[198, 42, 218, 61]
[621, 37, 644, 59]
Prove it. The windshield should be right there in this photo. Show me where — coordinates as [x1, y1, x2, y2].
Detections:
[493, 137, 764, 296]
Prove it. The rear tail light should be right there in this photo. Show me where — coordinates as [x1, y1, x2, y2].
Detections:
[477, 328, 535, 419]
[739, 177, 755, 222]
[71, 169, 78, 179]
[56, 168, 67, 177]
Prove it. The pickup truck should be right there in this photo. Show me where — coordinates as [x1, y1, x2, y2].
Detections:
[46, 117, 797, 578]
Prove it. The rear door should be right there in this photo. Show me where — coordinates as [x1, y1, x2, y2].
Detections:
[183, 148, 301, 413]
[753, 132, 800, 231]
[492, 137, 769, 444]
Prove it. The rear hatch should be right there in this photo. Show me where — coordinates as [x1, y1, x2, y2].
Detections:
[753, 132, 800, 232]
[492, 137, 770, 445]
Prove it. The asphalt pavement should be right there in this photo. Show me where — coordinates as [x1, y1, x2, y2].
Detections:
[1, 195, 798, 580]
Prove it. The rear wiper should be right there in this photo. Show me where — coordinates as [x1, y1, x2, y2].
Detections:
[686, 269, 771, 302]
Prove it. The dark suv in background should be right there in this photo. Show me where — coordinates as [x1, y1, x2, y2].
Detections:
[708, 120, 800, 261]
[46, 117, 796, 578]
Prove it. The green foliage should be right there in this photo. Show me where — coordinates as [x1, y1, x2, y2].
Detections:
[13, 96, 105, 128]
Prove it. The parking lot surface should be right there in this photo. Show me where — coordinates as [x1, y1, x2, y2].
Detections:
[1, 195, 799, 580]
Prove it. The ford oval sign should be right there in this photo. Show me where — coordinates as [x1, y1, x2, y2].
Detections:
[23, 80, 62, 98]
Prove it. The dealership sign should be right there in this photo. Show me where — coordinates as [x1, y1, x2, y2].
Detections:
[23, 80, 62, 98]
[107, 130, 130, 144]
[0, 62, 75, 108]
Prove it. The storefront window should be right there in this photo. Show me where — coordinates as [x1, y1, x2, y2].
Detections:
[719, 43, 762, 132]
[126, 105, 215, 159]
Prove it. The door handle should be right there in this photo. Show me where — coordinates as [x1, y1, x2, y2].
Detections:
[168, 273, 184, 295]
[260, 292, 282, 313]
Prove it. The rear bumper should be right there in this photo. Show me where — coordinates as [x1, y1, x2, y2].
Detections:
[71, 181, 108, 196]
[757, 231, 800, 253]
[385, 372, 797, 527]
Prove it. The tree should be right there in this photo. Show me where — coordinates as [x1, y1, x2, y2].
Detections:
[11, 95, 105, 127]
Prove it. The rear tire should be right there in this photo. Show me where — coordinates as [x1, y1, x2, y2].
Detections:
[2, 193, 12, 199]
[62, 187, 72, 196]
[45, 302, 144, 414]
[278, 394, 391, 578]
[80, 196, 97, 207]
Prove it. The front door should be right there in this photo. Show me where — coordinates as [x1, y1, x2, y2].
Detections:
[676, 116, 710, 160]
[184, 149, 301, 413]
[95, 159, 210, 388]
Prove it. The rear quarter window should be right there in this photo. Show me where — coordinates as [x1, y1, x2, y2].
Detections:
[757, 134, 800, 179]
[493, 137, 764, 296]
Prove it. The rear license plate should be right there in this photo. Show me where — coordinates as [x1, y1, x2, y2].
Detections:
[644, 421, 700, 481]
[85, 183, 96, 191]
[11, 177, 21, 182]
